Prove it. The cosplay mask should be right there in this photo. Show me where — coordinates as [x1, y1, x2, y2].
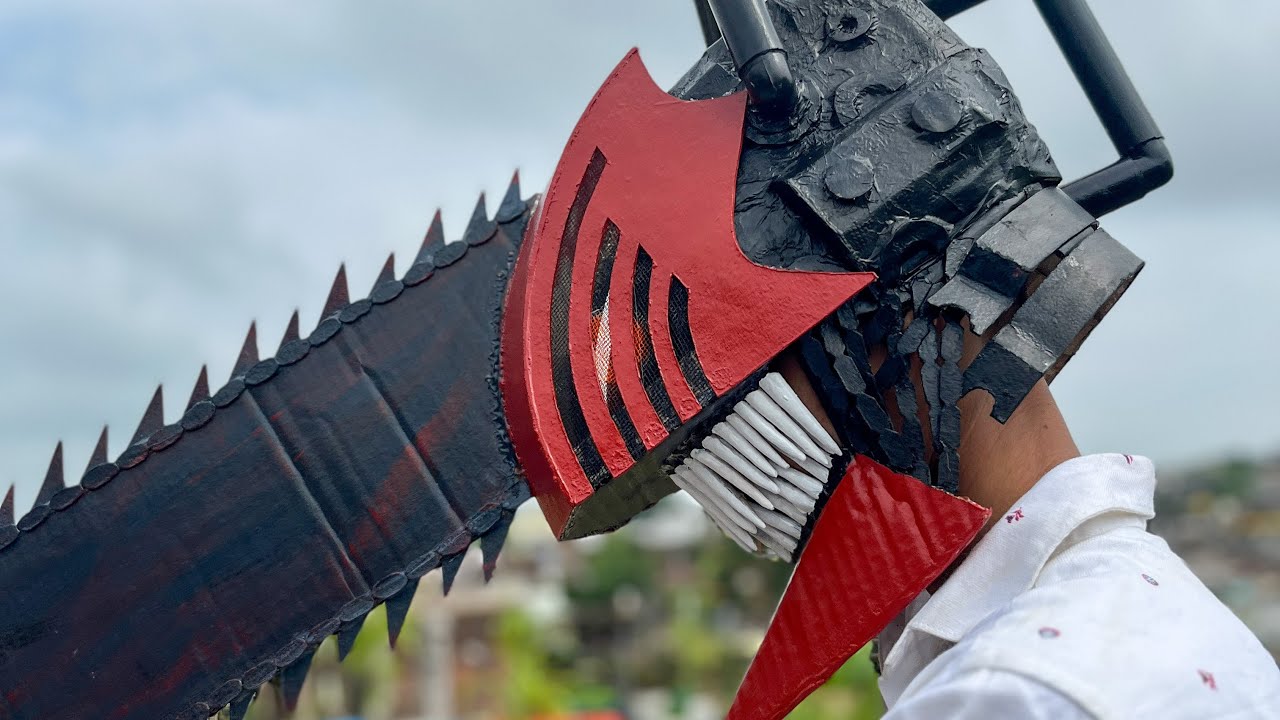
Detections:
[0, 1, 1169, 718]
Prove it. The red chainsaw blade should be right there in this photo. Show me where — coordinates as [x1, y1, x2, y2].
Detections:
[727, 455, 990, 720]
[501, 50, 873, 538]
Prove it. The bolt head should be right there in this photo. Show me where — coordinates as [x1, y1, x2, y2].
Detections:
[824, 157, 875, 201]
[911, 90, 964, 134]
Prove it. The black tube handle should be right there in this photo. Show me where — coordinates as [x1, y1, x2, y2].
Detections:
[706, 0, 800, 117]
[924, 0, 1173, 216]
[1033, 0, 1172, 215]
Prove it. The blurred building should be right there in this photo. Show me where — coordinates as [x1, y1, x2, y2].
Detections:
[1151, 455, 1280, 658]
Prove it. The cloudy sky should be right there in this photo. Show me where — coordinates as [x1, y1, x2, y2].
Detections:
[0, 1, 1277, 512]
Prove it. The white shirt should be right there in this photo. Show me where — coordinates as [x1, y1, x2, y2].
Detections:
[878, 453, 1280, 719]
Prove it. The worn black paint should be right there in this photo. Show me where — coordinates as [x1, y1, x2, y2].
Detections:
[0, 197, 533, 720]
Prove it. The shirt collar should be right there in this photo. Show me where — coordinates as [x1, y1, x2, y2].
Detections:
[902, 452, 1157, 645]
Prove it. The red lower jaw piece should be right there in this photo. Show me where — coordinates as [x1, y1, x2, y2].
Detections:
[727, 455, 990, 720]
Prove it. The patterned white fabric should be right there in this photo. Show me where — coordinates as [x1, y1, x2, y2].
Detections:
[879, 454, 1280, 719]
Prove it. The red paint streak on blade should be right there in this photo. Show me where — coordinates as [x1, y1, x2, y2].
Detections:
[727, 455, 990, 720]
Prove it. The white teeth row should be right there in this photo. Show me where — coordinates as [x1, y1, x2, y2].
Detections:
[669, 371, 842, 562]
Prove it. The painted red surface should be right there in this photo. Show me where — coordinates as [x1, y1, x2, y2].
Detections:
[501, 50, 874, 537]
[727, 455, 990, 720]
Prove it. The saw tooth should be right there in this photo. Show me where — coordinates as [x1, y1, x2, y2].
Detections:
[228, 691, 255, 720]
[280, 648, 316, 711]
[374, 252, 396, 288]
[86, 426, 109, 471]
[130, 385, 165, 446]
[336, 615, 366, 661]
[35, 442, 65, 506]
[321, 264, 350, 319]
[480, 513, 513, 582]
[441, 550, 466, 595]
[186, 366, 210, 411]
[461, 193, 495, 246]
[230, 322, 259, 379]
[280, 311, 301, 349]
[416, 210, 445, 264]
[385, 579, 419, 649]
[495, 171, 525, 223]
[2, 485, 14, 525]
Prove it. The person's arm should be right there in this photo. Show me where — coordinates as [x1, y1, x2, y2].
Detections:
[954, 377, 1080, 534]
[883, 668, 1092, 719]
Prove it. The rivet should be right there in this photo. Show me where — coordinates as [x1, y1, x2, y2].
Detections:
[208, 679, 242, 707]
[373, 572, 409, 599]
[828, 8, 874, 43]
[242, 661, 277, 689]
[466, 507, 501, 535]
[306, 617, 341, 645]
[276, 339, 311, 366]
[181, 401, 216, 431]
[147, 424, 184, 452]
[434, 242, 468, 268]
[371, 280, 405, 305]
[272, 638, 308, 667]
[117, 444, 149, 469]
[50, 485, 86, 511]
[211, 378, 246, 408]
[404, 261, 436, 287]
[824, 157, 875, 201]
[912, 90, 964, 134]
[339, 299, 372, 324]
[406, 551, 441, 579]
[17, 504, 51, 532]
[339, 596, 375, 622]
[244, 358, 279, 387]
[309, 317, 343, 347]
[82, 462, 120, 490]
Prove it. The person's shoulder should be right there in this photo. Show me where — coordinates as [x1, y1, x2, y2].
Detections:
[953, 527, 1280, 718]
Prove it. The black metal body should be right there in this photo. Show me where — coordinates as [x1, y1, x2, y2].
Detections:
[698, 0, 1173, 216]
[927, 0, 1173, 215]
